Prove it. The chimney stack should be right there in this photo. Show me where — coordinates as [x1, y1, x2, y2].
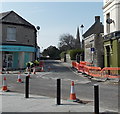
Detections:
[95, 16, 100, 22]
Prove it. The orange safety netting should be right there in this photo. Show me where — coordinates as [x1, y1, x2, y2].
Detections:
[101, 67, 120, 78]
[72, 61, 120, 79]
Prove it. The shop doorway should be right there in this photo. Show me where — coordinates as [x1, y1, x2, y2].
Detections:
[106, 46, 110, 67]
[5, 54, 13, 68]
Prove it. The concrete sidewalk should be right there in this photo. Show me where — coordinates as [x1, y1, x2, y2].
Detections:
[0, 91, 117, 113]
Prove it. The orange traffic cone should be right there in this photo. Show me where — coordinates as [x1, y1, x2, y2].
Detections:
[32, 67, 36, 74]
[2, 77, 8, 92]
[17, 72, 22, 83]
[69, 81, 77, 101]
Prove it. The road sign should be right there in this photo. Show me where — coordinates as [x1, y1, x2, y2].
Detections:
[91, 48, 95, 53]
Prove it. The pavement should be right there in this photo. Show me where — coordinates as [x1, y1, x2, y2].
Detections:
[0, 91, 118, 113]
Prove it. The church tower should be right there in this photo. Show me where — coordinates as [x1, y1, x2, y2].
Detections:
[75, 27, 81, 49]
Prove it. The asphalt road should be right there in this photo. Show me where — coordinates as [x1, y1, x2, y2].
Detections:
[1, 60, 119, 112]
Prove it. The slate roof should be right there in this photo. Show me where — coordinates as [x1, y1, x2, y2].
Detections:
[83, 19, 104, 38]
[0, 11, 35, 28]
[0, 11, 11, 20]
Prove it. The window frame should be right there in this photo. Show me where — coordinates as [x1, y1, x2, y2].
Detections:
[6, 27, 17, 42]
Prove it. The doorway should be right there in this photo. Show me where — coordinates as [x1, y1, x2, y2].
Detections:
[106, 46, 110, 67]
[4, 54, 13, 68]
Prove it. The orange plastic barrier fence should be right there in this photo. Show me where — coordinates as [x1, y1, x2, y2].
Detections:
[101, 67, 120, 78]
[76, 62, 79, 70]
[72, 61, 75, 68]
[72, 61, 120, 79]
[80, 61, 93, 66]
[83, 65, 91, 75]
[88, 67, 101, 77]
[78, 61, 93, 73]
[78, 64, 85, 73]
[72, 62, 77, 69]
[80, 61, 87, 65]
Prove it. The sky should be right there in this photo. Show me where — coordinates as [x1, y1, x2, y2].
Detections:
[1, 1, 104, 51]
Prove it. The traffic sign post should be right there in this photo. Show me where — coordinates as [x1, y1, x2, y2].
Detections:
[91, 48, 95, 63]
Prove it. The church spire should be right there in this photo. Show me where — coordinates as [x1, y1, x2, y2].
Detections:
[75, 26, 81, 49]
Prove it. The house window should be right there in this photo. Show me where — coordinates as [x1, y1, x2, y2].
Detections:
[106, 13, 110, 34]
[7, 27, 16, 41]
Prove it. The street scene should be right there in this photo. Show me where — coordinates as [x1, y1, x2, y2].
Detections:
[1, 60, 119, 113]
[0, 0, 120, 114]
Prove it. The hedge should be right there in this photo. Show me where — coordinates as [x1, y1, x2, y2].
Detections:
[60, 49, 83, 60]
[69, 49, 83, 60]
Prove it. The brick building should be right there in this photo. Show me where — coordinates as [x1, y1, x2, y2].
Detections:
[0, 11, 37, 70]
[83, 16, 104, 68]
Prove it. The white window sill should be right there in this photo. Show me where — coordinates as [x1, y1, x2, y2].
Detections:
[6, 40, 16, 42]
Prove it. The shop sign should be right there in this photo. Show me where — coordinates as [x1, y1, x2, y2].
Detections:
[0, 45, 35, 52]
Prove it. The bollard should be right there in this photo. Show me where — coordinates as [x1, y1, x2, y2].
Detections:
[94, 84, 99, 114]
[57, 79, 61, 105]
[25, 76, 29, 98]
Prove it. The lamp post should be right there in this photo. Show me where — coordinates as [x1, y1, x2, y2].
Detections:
[36, 26, 40, 60]
[80, 24, 84, 49]
[80, 24, 84, 61]
[80, 24, 84, 36]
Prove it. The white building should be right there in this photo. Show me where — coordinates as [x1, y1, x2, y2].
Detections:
[103, 0, 120, 35]
[103, 0, 120, 67]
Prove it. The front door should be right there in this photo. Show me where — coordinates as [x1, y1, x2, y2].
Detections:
[106, 46, 110, 67]
[5, 54, 13, 68]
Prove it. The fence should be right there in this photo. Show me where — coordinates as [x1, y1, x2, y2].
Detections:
[101, 67, 120, 79]
[72, 61, 120, 79]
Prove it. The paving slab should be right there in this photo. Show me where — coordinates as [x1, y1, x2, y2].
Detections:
[0, 92, 117, 113]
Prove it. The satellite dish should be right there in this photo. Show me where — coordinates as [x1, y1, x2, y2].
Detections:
[106, 18, 113, 24]
[36, 26, 40, 30]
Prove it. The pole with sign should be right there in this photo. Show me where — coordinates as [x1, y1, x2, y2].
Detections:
[91, 48, 95, 64]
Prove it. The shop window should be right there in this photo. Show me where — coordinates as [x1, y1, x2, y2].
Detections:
[6, 27, 16, 41]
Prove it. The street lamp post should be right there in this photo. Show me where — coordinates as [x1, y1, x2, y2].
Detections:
[80, 24, 84, 61]
[80, 24, 84, 49]
[80, 24, 84, 37]
[36, 26, 40, 60]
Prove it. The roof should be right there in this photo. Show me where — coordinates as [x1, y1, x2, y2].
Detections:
[0, 11, 35, 29]
[83, 19, 104, 38]
[0, 11, 11, 20]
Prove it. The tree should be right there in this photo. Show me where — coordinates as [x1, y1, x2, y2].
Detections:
[58, 34, 76, 52]
[42, 46, 60, 60]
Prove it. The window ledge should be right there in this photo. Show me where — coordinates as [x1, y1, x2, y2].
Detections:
[6, 40, 16, 42]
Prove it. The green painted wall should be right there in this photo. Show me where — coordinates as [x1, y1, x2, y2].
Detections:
[104, 38, 120, 67]
[118, 40, 120, 67]
[112, 40, 118, 67]
[104, 41, 109, 67]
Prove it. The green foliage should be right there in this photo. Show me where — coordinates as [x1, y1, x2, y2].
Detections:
[42, 46, 61, 60]
[69, 49, 83, 60]
[58, 33, 76, 52]
[60, 51, 66, 59]
[60, 49, 84, 60]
